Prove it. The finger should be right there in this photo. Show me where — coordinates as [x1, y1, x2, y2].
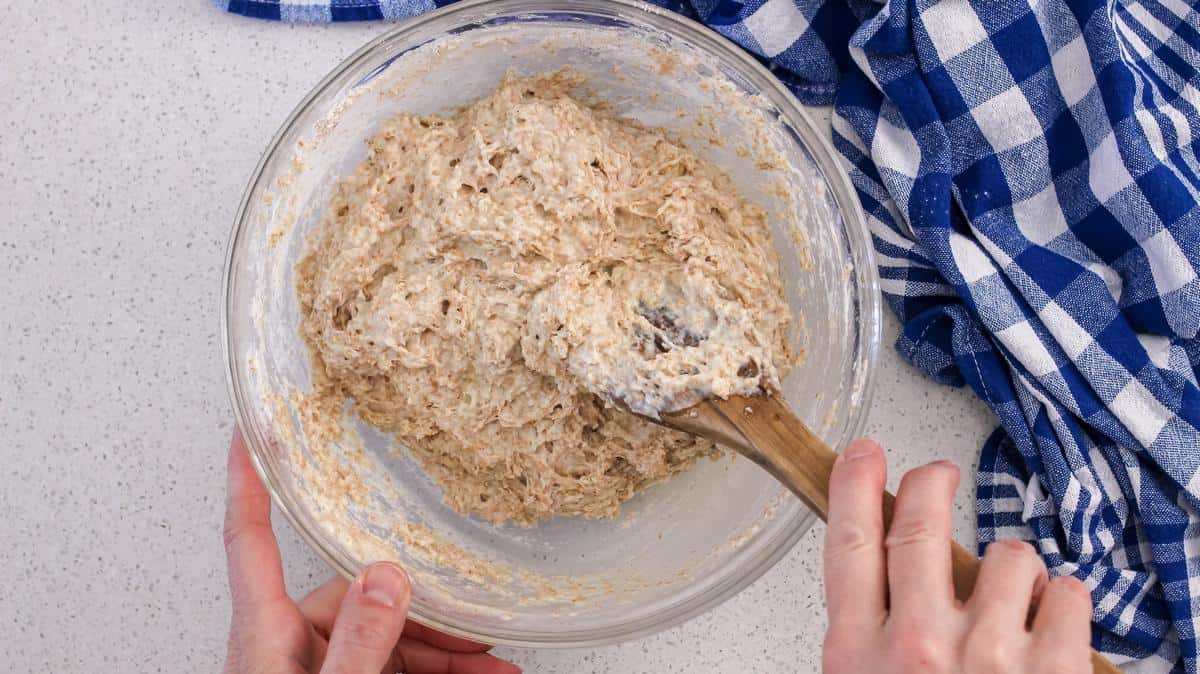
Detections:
[885, 460, 959, 616]
[299, 576, 351, 635]
[967, 539, 1048, 629]
[301, 578, 494, 655]
[961, 540, 1045, 671]
[1031, 576, 1092, 653]
[390, 638, 521, 674]
[403, 620, 495, 653]
[224, 429, 288, 613]
[824, 438, 888, 628]
[322, 562, 411, 674]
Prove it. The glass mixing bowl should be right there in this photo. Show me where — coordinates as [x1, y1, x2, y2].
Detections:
[221, 0, 879, 648]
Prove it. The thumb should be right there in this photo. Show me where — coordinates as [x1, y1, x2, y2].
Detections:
[321, 562, 411, 674]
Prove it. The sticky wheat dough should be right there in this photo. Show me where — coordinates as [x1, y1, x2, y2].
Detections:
[297, 72, 793, 525]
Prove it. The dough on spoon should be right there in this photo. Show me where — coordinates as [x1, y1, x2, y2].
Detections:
[296, 71, 792, 525]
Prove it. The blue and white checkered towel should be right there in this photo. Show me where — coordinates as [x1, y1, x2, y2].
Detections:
[217, 0, 1200, 670]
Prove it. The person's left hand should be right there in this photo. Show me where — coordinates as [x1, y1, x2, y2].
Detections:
[222, 430, 521, 674]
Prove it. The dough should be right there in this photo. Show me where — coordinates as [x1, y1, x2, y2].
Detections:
[297, 72, 792, 525]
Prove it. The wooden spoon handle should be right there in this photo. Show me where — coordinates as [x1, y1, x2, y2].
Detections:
[680, 394, 1119, 674]
[702, 395, 980, 591]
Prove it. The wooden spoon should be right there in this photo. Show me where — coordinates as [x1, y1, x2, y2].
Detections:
[655, 392, 1119, 674]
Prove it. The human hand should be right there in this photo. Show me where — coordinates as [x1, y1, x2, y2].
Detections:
[223, 431, 521, 674]
[822, 439, 1092, 674]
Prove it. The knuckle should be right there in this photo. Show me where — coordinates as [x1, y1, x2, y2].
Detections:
[221, 519, 247, 553]
[337, 618, 391, 652]
[886, 625, 953, 673]
[963, 628, 1014, 673]
[885, 519, 941, 549]
[824, 522, 878, 562]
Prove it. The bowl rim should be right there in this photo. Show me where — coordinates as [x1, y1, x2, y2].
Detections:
[220, 0, 881, 649]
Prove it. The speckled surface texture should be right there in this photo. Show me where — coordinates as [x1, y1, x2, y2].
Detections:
[0, 3, 996, 672]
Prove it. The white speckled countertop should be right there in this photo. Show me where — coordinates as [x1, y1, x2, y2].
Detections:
[0, 3, 995, 672]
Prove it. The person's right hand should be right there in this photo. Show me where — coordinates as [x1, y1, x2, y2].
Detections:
[822, 439, 1093, 673]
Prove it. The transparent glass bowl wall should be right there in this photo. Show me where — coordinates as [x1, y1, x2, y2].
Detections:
[222, 0, 880, 648]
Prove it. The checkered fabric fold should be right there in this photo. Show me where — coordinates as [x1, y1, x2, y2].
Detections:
[217, 0, 1200, 670]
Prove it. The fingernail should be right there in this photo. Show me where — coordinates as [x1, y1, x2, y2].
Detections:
[839, 440, 878, 462]
[361, 562, 409, 608]
[932, 459, 958, 470]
